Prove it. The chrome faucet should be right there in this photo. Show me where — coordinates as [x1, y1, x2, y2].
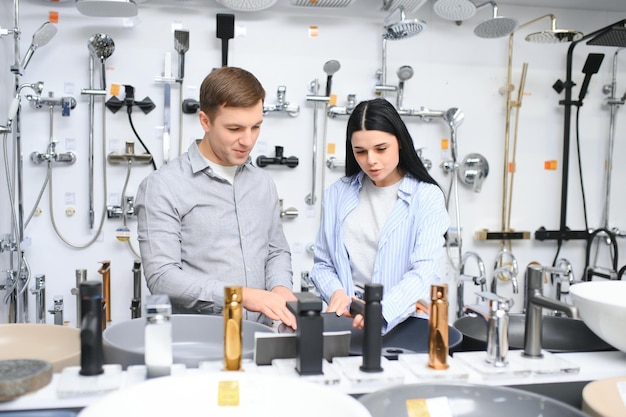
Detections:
[30, 274, 46, 324]
[491, 249, 519, 295]
[464, 291, 513, 367]
[456, 251, 487, 318]
[543, 258, 574, 315]
[523, 264, 579, 358]
[48, 296, 64, 325]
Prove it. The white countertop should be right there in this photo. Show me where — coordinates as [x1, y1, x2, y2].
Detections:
[1, 350, 625, 412]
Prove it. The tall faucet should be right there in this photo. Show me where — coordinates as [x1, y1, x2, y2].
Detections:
[30, 274, 46, 323]
[523, 264, 579, 358]
[457, 251, 487, 318]
[98, 260, 111, 328]
[491, 249, 519, 295]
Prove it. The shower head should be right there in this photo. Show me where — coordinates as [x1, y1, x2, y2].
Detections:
[526, 29, 582, 43]
[397, 65, 414, 81]
[88, 33, 115, 62]
[323, 60, 341, 96]
[473, 1, 517, 39]
[217, 0, 277, 11]
[76, 0, 138, 17]
[433, 0, 477, 22]
[383, 6, 426, 40]
[20, 22, 58, 71]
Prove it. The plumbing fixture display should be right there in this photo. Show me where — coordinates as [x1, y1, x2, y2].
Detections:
[427, 284, 449, 370]
[327, 93, 357, 118]
[105, 85, 156, 115]
[216, 13, 235, 68]
[76, 0, 138, 18]
[360, 283, 383, 373]
[263, 86, 300, 117]
[29, 274, 45, 324]
[433, 0, 477, 22]
[98, 261, 111, 326]
[256, 146, 299, 168]
[79, 281, 104, 376]
[17, 21, 57, 74]
[473, 1, 517, 39]
[523, 264, 579, 358]
[286, 292, 324, 376]
[376, 6, 425, 98]
[223, 286, 243, 371]
[48, 296, 64, 326]
[457, 251, 487, 318]
[534, 19, 626, 265]
[82, 33, 114, 231]
[71, 269, 88, 327]
[145, 294, 172, 378]
[130, 260, 142, 319]
[280, 199, 298, 219]
[490, 249, 519, 295]
[174, 30, 190, 156]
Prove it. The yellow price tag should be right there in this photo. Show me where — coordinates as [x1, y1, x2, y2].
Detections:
[406, 398, 430, 417]
[217, 380, 240, 407]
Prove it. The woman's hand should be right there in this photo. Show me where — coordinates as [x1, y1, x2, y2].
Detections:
[326, 289, 351, 316]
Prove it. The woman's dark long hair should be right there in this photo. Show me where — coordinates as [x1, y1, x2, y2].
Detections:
[345, 98, 439, 187]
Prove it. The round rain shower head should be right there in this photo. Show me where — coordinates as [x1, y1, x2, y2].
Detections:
[323, 60, 341, 76]
[397, 65, 414, 81]
[88, 33, 115, 61]
[216, 0, 277, 11]
[384, 19, 426, 40]
[525, 29, 583, 43]
[76, 0, 138, 17]
[433, 0, 477, 22]
[474, 16, 518, 39]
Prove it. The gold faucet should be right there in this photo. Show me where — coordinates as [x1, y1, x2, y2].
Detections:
[223, 286, 243, 371]
[428, 284, 449, 370]
[98, 260, 111, 328]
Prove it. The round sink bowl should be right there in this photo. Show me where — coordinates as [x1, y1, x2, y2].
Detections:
[570, 280, 626, 353]
[359, 382, 589, 417]
[103, 314, 274, 368]
[0, 324, 80, 373]
[452, 313, 614, 353]
[79, 372, 371, 417]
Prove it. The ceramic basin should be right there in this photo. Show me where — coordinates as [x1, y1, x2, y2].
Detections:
[452, 313, 613, 353]
[0, 324, 80, 373]
[570, 280, 626, 352]
[102, 314, 274, 368]
[359, 383, 588, 417]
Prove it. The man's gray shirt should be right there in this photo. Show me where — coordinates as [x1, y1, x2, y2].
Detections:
[135, 140, 293, 322]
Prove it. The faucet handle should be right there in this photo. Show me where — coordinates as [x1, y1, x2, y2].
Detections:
[475, 291, 513, 311]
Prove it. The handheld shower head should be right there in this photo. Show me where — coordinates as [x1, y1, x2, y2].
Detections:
[433, 0, 477, 22]
[20, 22, 58, 71]
[88, 33, 115, 62]
[323, 60, 341, 96]
[76, 0, 138, 17]
[383, 6, 426, 40]
[473, 1, 517, 39]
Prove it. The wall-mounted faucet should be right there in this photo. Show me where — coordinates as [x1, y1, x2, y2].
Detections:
[107, 141, 153, 165]
[263, 86, 300, 117]
[71, 269, 88, 328]
[256, 146, 299, 168]
[327, 94, 357, 118]
[31, 141, 76, 165]
[491, 249, 519, 295]
[457, 251, 487, 318]
[279, 199, 298, 220]
[523, 264, 579, 358]
[458, 153, 489, 193]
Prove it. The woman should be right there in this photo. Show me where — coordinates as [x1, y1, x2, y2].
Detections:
[310, 98, 449, 333]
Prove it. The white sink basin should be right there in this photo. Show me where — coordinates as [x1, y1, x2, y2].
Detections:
[570, 280, 626, 353]
[0, 324, 80, 373]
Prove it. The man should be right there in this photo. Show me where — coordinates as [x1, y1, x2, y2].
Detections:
[136, 67, 297, 328]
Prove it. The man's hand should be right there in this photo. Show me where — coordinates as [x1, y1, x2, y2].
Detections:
[241, 287, 297, 329]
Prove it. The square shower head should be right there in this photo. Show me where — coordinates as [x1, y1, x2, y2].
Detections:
[587, 25, 626, 47]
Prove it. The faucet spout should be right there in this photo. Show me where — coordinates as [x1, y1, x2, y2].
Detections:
[457, 251, 487, 318]
[491, 250, 519, 295]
